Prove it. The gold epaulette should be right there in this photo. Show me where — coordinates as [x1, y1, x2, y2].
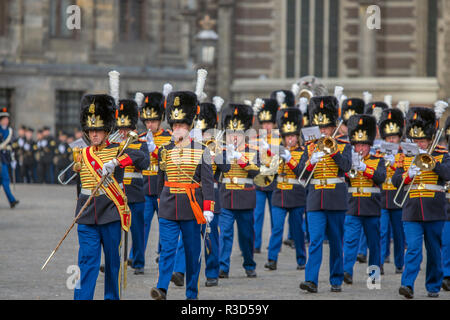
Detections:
[435, 145, 448, 153]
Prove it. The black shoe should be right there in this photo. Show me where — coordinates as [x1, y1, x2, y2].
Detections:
[384, 256, 391, 264]
[380, 265, 385, 275]
[283, 239, 295, 249]
[219, 270, 229, 279]
[254, 248, 261, 254]
[442, 278, 450, 291]
[264, 260, 277, 271]
[343, 272, 353, 285]
[245, 269, 257, 278]
[395, 267, 404, 274]
[357, 254, 367, 263]
[10, 200, 19, 209]
[331, 285, 342, 292]
[150, 287, 167, 300]
[127, 259, 133, 267]
[134, 268, 144, 275]
[171, 272, 184, 287]
[205, 278, 219, 287]
[297, 264, 306, 270]
[300, 281, 318, 293]
[399, 286, 414, 299]
[427, 292, 439, 298]
[99, 264, 105, 273]
[155, 255, 159, 264]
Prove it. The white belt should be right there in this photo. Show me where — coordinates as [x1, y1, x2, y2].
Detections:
[214, 182, 218, 189]
[80, 183, 124, 196]
[310, 178, 345, 185]
[277, 177, 301, 185]
[124, 172, 143, 179]
[348, 187, 380, 194]
[410, 184, 445, 192]
[222, 177, 253, 185]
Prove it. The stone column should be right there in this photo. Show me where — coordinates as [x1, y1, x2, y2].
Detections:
[358, 0, 377, 77]
[216, 0, 234, 101]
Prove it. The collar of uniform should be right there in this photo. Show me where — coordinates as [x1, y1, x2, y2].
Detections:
[153, 128, 164, 137]
[93, 140, 110, 151]
[174, 137, 192, 149]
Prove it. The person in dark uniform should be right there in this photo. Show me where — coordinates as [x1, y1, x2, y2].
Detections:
[37, 126, 57, 184]
[253, 97, 281, 254]
[264, 107, 307, 271]
[0, 108, 19, 208]
[150, 90, 215, 300]
[377, 106, 407, 274]
[21, 127, 38, 183]
[172, 96, 230, 288]
[138, 90, 172, 259]
[393, 105, 450, 299]
[442, 115, 450, 291]
[217, 102, 261, 280]
[115, 97, 150, 275]
[342, 114, 386, 285]
[72, 93, 147, 300]
[338, 98, 365, 141]
[11, 125, 26, 183]
[297, 96, 352, 293]
[54, 131, 73, 184]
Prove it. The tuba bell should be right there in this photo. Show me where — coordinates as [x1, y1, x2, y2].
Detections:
[298, 89, 314, 103]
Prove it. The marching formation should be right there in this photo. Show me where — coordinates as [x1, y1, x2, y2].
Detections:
[2, 70, 450, 300]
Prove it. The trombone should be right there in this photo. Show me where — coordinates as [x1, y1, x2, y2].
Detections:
[393, 128, 444, 207]
[298, 120, 344, 187]
[57, 130, 122, 185]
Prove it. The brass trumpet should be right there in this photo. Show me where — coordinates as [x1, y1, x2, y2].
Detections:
[393, 128, 444, 207]
[349, 150, 362, 179]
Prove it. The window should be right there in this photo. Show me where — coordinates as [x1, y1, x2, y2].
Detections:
[0, 88, 14, 123]
[0, 0, 9, 36]
[119, 0, 145, 42]
[426, 0, 438, 77]
[285, 0, 340, 78]
[49, 0, 77, 38]
[55, 90, 85, 134]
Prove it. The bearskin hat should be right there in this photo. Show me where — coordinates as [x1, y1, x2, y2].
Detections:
[406, 107, 437, 140]
[257, 98, 279, 124]
[309, 96, 339, 128]
[165, 91, 199, 128]
[140, 92, 165, 122]
[276, 107, 302, 137]
[115, 99, 139, 130]
[222, 103, 254, 131]
[348, 114, 377, 146]
[270, 90, 296, 109]
[80, 94, 116, 133]
[378, 108, 405, 139]
[341, 98, 365, 125]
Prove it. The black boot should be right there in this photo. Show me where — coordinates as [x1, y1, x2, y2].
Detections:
[150, 287, 167, 300]
[442, 277, 450, 291]
[219, 270, 229, 278]
[343, 272, 353, 285]
[245, 269, 257, 278]
[171, 272, 184, 287]
[299, 281, 318, 293]
[399, 286, 414, 299]
[205, 278, 219, 287]
[264, 260, 277, 271]
[10, 200, 19, 209]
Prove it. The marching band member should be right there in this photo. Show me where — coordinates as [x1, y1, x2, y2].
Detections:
[115, 97, 150, 275]
[298, 96, 352, 293]
[338, 98, 365, 140]
[150, 90, 215, 300]
[264, 107, 306, 271]
[342, 115, 386, 285]
[393, 104, 450, 299]
[218, 102, 261, 279]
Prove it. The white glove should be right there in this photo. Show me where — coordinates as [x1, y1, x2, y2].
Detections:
[203, 211, 214, 223]
[408, 164, 421, 179]
[260, 139, 269, 150]
[310, 151, 325, 165]
[102, 159, 118, 176]
[280, 149, 291, 162]
[24, 143, 30, 151]
[226, 144, 242, 161]
[352, 150, 361, 165]
[41, 139, 48, 148]
[146, 131, 156, 153]
[384, 154, 395, 165]
[356, 161, 367, 172]
[11, 161, 17, 170]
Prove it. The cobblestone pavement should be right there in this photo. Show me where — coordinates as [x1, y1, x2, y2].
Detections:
[0, 184, 448, 300]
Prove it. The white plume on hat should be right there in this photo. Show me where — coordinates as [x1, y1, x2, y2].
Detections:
[396, 101, 410, 116]
[195, 69, 208, 100]
[298, 97, 308, 115]
[340, 95, 348, 108]
[334, 86, 344, 100]
[276, 91, 286, 107]
[384, 95, 393, 108]
[244, 99, 253, 107]
[434, 100, 449, 120]
[372, 107, 383, 123]
[291, 83, 300, 97]
[163, 83, 173, 98]
[108, 70, 120, 105]
[363, 91, 372, 105]
[134, 92, 144, 108]
[212, 96, 225, 113]
[253, 98, 264, 115]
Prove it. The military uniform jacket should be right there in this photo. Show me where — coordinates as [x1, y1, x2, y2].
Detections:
[220, 144, 261, 210]
[122, 138, 150, 203]
[23, 139, 38, 166]
[157, 140, 215, 221]
[76, 141, 146, 225]
[141, 129, 172, 196]
[211, 150, 231, 214]
[446, 182, 450, 221]
[38, 136, 56, 164]
[380, 151, 406, 210]
[297, 138, 352, 212]
[392, 147, 450, 222]
[54, 142, 72, 168]
[0, 127, 13, 164]
[272, 145, 306, 208]
[345, 154, 386, 217]
[255, 133, 281, 193]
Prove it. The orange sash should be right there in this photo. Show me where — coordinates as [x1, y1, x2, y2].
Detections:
[82, 146, 131, 231]
[164, 181, 206, 224]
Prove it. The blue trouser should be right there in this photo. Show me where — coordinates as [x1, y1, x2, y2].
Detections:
[402, 221, 444, 293]
[305, 210, 346, 286]
[74, 221, 122, 300]
[442, 221, 450, 278]
[343, 215, 381, 277]
[174, 214, 220, 279]
[0, 163, 16, 204]
[157, 218, 201, 299]
[128, 202, 145, 269]
[143, 195, 159, 253]
[254, 190, 273, 250]
[219, 208, 256, 273]
[358, 231, 368, 256]
[268, 206, 306, 265]
[380, 209, 404, 268]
